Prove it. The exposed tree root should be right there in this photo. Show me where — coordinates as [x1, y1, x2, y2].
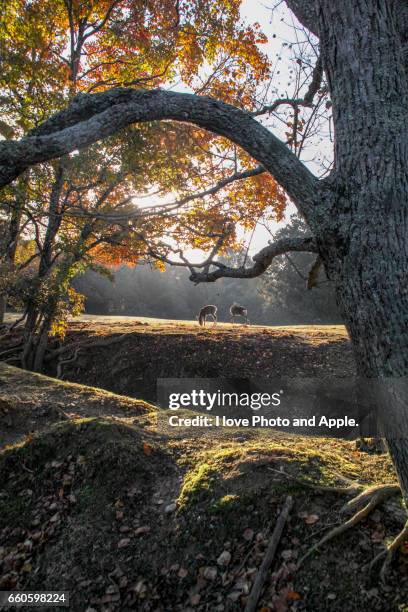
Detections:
[56, 346, 85, 379]
[45, 333, 129, 363]
[298, 483, 402, 568]
[267, 466, 362, 495]
[340, 484, 400, 514]
[356, 437, 387, 453]
[270, 469, 405, 573]
[370, 520, 408, 581]
[0, 341, 23, 359]
[4, 356, 22, 365]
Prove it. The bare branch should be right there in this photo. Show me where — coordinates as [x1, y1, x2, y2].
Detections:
[252, 54, 323, 147]
[65, 165, 266, 223]
[303, 56, 324, 105]
[148, 235, 318, 284]
[251, 97, 313, 117]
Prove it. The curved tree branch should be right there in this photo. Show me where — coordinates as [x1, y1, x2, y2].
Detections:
[183, 235, 318, 283]
[0, 89, 319, 218]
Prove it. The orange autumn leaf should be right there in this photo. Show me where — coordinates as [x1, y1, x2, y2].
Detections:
[143, 442, 153, 456]
[287, 591, 301, 601]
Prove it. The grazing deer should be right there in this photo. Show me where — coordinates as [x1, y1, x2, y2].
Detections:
[230, 303, 249, 325]
[198, 304, 217, 326]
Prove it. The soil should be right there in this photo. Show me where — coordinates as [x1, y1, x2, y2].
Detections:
[0, 320, 407, 611]
[41, 319, 355, 401]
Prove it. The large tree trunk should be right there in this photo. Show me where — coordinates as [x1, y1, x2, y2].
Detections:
[316, 0, 408, 501]
[337, 281, 408, 504]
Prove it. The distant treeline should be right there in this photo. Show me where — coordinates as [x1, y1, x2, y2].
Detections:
[73, 216, 341, 325]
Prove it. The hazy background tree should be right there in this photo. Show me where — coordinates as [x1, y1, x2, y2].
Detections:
[72, 215, 340, 325]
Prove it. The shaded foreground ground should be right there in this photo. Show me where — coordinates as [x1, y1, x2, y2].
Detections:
[0, 324, 407, 611]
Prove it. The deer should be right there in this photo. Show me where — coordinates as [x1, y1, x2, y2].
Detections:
[230, 303, 249, 325]
[198, 304, 217, 326]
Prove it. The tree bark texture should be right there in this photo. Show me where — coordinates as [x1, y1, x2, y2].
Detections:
[314, 0, 408, 502]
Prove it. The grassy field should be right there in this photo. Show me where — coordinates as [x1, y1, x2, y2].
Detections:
[5, 312, 349, 332]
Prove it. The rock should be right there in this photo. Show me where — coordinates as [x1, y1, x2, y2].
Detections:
[217, 550, 231, 567]
[202, 566, 217, 580]
[164, 502, 177, 514]
[190, 594, 201, 606]
[227, 591, 241, 602]
[135, 525, 150, 536]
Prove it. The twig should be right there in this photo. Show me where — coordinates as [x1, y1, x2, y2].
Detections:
[244, 495, 293, 612]
[21, 462, 34, 474]
[267, 467, 361, 495]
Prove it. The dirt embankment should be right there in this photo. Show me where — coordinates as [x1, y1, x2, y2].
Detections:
[0, 324, 407, 610]
[42, 320, 355, 400]
[0, 357, 407, 611]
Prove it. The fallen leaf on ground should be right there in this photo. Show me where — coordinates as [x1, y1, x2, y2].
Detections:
[304, 514, 319, 525]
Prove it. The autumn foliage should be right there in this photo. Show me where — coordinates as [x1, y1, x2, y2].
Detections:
[0, 0, 287, 369]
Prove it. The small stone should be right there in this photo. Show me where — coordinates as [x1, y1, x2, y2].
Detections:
[202, 566, 217, 580]
[243, 528, 254, 541]
[164, 502, 177, 514]
[135, 526, 150, 536]
[217, 550, 231, 567]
